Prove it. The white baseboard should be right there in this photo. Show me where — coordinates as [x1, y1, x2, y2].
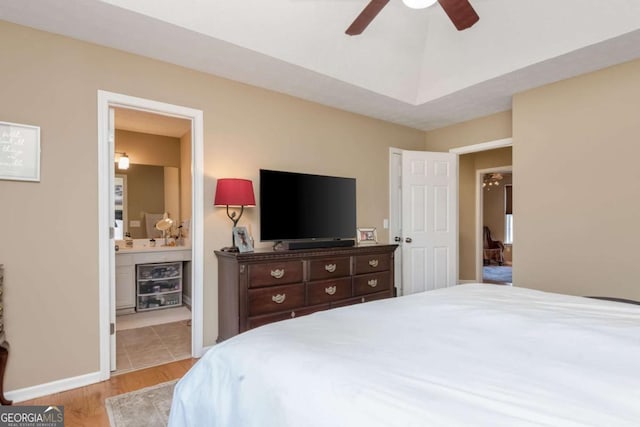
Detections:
[6, 371, 102, 403]
[457, 280, 479, 284]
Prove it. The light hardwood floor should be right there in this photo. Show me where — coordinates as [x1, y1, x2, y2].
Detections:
[20, 358, 197, 427]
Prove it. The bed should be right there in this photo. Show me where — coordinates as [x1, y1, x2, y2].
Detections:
[169, 284, 640, 426]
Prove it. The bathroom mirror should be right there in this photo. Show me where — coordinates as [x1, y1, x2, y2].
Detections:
[114, 164, 179, 239]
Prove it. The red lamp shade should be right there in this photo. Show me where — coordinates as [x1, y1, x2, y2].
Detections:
[214, 178, 256, 207]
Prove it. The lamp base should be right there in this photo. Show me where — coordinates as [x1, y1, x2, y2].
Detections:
[220, 246, 239, 252]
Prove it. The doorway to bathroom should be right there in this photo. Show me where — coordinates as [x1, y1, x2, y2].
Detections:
[112, 107, 193, 374]
[97, 91, 204, 381]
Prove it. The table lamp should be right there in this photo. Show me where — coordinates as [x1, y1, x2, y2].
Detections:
[214, 178, 256, 251]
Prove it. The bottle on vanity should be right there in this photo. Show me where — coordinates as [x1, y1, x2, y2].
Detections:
[125, 232, 133, 248]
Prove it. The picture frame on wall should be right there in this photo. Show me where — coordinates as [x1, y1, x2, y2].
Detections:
[357, 227, 378, 245]
[0, 121, 41, 182]
[233, 226, 254, 253]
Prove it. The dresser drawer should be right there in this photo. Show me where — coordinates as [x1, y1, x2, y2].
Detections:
[308, 257, 351, 280]
[354, 254, 391, 274]
[248, 304, 330, 329]
[331, 291, 391, 308]
[353, 272, 390, 296]
[248, 283, 305, 316]
[248, 260, 303, 288]
[307, 277, 352, 305]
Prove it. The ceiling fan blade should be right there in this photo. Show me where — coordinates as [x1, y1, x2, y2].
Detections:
[437, 0, 479, 31]
[345, 0, 390, 36]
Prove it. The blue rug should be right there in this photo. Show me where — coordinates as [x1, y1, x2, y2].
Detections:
[483, 266, 512, 283]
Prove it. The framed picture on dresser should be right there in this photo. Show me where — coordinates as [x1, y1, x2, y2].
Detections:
[357, 227, 378, 245]
[233, 226, 253, 253]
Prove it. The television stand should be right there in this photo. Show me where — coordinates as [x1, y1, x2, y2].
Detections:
[274, 240, 355, 251]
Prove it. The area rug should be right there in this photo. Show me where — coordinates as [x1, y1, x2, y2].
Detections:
[483, 265, 512, 283]
[106, 380, 177, 427]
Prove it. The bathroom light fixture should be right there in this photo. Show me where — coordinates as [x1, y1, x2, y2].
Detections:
[214, 178, 256, 251]
[402, 0, 438, 9]
[115, 152, 130, 170]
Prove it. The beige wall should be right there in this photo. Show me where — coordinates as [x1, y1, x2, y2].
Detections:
[180, 130, 192, 228]
[425, 110, 512, 152]
[425, 115, 513, 280]
[0, 21, 425, 392]
[513, 58, 640, 299]
[115, 129, 181, 167]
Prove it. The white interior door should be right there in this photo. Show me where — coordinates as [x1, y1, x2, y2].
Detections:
[108, 107, 117, 371]
[401, 150, 458, 294]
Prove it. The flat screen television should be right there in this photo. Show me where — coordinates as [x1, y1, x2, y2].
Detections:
[260, 169, 356, 245]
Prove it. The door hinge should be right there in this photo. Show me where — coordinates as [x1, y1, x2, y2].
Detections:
[109, 227, 115, 239]
[110, 322, 115, 335]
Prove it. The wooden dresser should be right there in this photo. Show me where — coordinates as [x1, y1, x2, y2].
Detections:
[216, 244, 398, 342]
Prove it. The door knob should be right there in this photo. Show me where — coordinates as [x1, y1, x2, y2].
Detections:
[405, 237, 413, 243]
[394, 236, 402, 242]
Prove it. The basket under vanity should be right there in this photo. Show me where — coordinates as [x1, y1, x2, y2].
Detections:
[116, 247, 191, 315]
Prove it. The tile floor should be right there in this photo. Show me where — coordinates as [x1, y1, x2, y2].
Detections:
[115, 320, 191, 375]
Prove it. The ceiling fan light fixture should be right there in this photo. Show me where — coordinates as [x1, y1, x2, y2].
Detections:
[402, 0, 438, 9]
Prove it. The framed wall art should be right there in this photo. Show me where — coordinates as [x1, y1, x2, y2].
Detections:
[0, 121, 41, 182]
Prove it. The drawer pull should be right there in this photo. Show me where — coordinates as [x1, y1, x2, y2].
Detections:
[270, 269, 285, 279]
[291, 311, 296, 318]
[272, 294, 286, 304]
[361, 297, 366, 303]
[325, 285, 337, 295]
[367, 279, 378, 288]
[324, 263, 337, 273]
[368, 259, 379, 268]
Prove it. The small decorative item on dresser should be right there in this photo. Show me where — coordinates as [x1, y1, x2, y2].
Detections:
[357, 227, 378, 245]
[233, 226, 254, 253]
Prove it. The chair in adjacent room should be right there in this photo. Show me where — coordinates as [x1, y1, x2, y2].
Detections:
[483, 226, 504, 266]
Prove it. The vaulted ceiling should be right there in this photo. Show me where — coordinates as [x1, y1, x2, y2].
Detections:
[3, 0, 640, 130]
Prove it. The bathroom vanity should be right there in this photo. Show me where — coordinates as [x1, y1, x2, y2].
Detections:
[115, 245, 191, 315]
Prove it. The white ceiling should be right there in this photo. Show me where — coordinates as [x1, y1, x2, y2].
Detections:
[3, 0, 640, 130]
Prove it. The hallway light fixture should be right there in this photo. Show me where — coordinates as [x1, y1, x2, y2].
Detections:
[483, 173, 503, 189]
[402, 0, 438, 9]
[115, 152, 129, 170]
[214, 178, 256, 251]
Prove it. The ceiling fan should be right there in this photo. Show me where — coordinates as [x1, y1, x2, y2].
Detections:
[346, 0, 479, 36]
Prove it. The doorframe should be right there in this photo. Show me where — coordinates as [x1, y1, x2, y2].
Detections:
[475, 166, 513, 282]
[450, 137, 512, 282]
[97, 90, 205, 380]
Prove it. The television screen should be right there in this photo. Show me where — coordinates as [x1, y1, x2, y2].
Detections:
[260, 169, 356, 242]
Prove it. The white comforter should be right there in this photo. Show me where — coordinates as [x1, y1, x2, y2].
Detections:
[169, 284, 640, 426]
